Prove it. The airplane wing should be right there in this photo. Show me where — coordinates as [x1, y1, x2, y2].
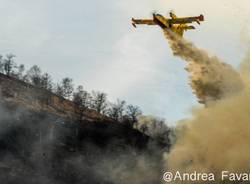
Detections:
[132, 18, 156, 28]
[168, 14, 204, 25]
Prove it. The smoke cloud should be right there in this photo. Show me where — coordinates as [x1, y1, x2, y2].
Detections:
[136, 115, 174, 146]
[163, 30, 250, 183]
[0, 99, 166, 184]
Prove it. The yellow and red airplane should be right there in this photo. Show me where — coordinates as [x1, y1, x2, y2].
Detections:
[132, 12, 204, 37]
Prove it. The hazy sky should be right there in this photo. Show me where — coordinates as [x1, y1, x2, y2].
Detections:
[0, 0, 249, 124]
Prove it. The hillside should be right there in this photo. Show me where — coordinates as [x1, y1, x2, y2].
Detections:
[0, 74, 168, 184]
[0, 73, 114, 122]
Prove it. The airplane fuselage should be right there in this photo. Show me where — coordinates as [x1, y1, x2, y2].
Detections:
[153, 14, 169, 29]
[132, 12, 204, 37]
[152, 14, 188, 36]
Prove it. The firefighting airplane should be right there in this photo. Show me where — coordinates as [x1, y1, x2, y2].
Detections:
[132, 11, 204, 37]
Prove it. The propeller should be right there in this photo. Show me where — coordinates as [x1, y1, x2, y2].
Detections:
[151, 10, 158, 16]
[168, 9, 175, 17]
